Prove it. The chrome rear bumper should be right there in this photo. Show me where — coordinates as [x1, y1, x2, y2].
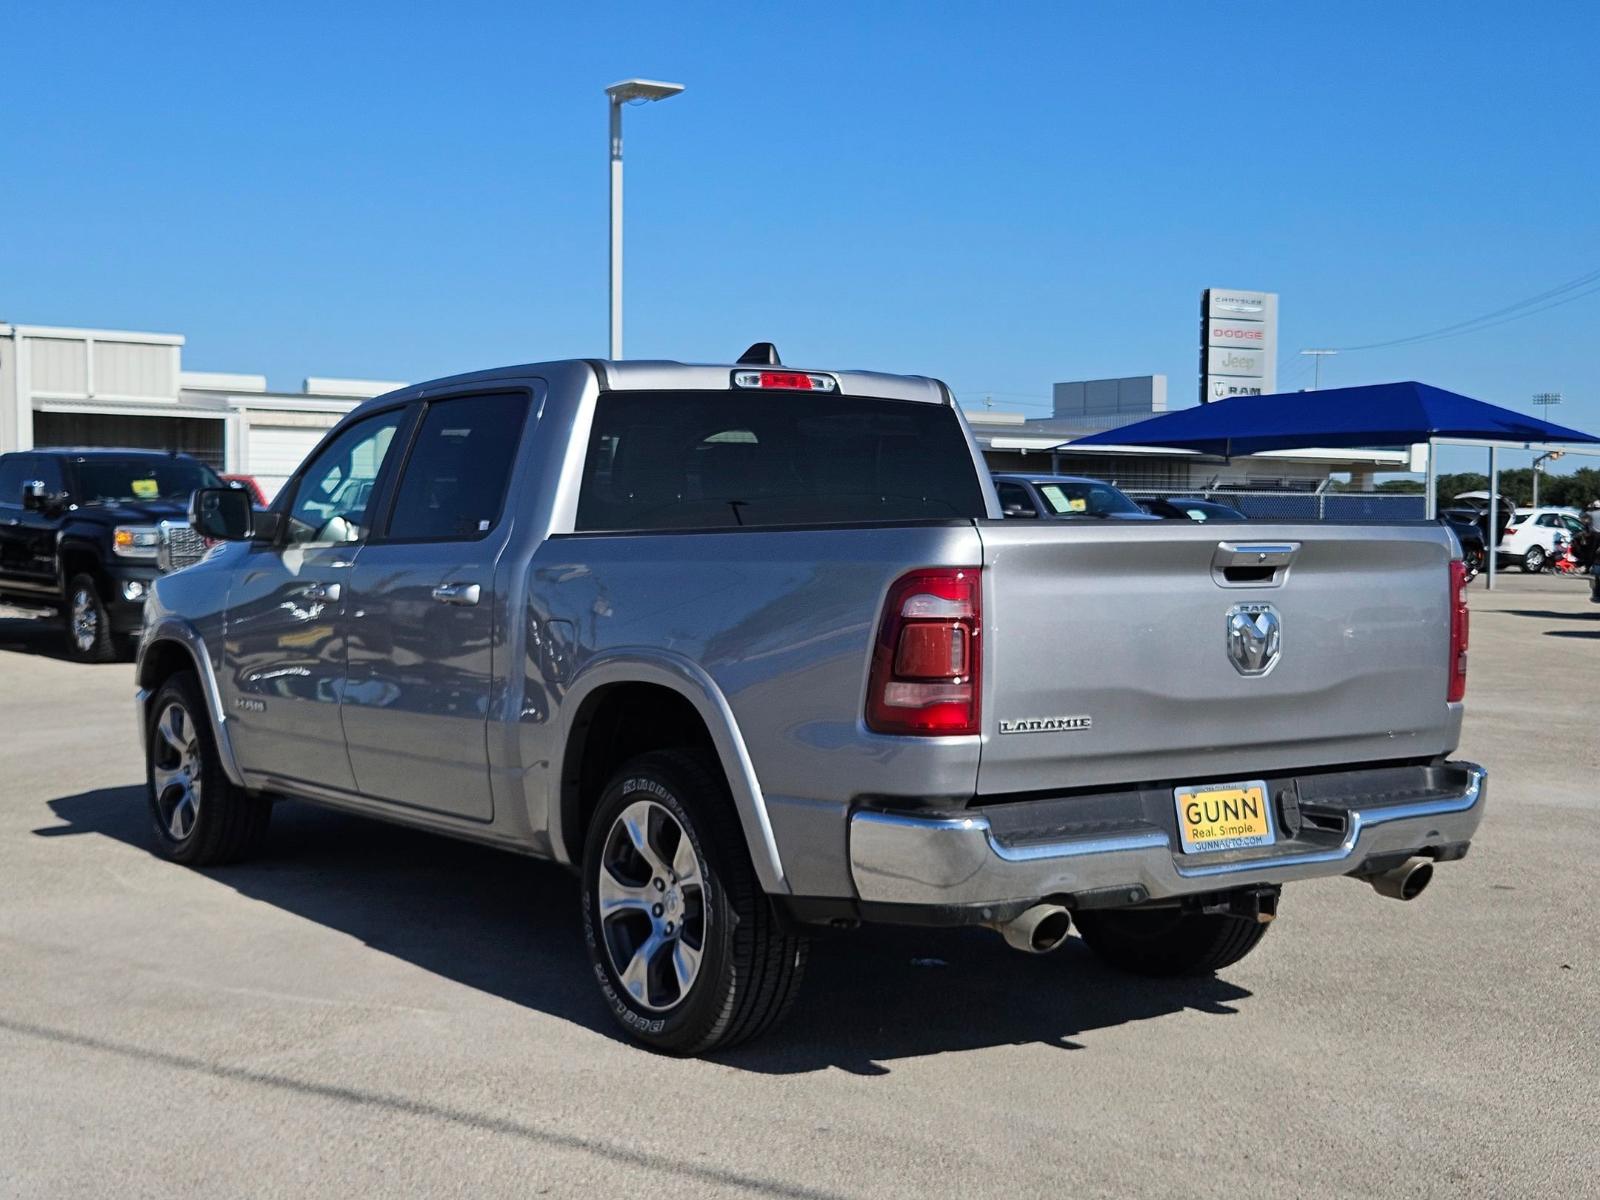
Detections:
[849, 763, 1486, 907]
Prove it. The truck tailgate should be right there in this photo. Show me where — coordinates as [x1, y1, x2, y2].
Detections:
[975, 521, 1461, 796]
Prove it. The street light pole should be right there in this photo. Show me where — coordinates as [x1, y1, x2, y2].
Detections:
[609, 99, 623, 360]
[1532, 449, 1565, 507]
[606, 78, 685, 360]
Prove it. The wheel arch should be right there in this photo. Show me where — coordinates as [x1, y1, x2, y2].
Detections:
[136, 618, 247, 788]
[553, 652, 787, 894]
[57, 537, 107, 597]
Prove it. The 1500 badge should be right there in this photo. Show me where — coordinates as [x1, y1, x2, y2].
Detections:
[998, 715, 1092, 734]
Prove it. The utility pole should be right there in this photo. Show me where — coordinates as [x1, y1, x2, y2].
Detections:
[1300, 349, 1338, 390]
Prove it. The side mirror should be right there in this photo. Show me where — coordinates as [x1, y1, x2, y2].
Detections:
[190, 486, 255, 541]
[21, 481, 47, 511]
[1002, 503, 1039, 519]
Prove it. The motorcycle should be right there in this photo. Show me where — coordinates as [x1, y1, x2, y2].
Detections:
[1547, 532, 1582, 576]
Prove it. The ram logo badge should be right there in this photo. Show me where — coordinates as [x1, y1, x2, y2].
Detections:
[1227, 603, 1282, 676]
[999, 715, 1092, 735]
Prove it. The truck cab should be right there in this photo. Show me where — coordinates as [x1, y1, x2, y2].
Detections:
[0, 448, 222, 661]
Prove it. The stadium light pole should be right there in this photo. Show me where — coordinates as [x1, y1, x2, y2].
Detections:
[607, 78, 685, 360]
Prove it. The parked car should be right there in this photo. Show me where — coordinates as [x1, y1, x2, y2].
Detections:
[135, 350, 1485, 1054]
[0, 447, 222, 661]
[1497, 506, 1583, 573]
[220, 474, 268, 508]
[1138, 497, 1249, 524]
[1439, 510, 1488, 579]
[992, 473, 1157, 520]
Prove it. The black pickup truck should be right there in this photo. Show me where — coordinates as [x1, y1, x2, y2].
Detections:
[0, 448, 222, 661]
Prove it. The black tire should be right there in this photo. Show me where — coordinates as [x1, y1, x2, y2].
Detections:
[581, 749, 808, 1055]
[145, 671, 272, 866]
[1074, 906, 1271, 977]
[1523, 546, 1546, 574]
[64, 573, 117, 663]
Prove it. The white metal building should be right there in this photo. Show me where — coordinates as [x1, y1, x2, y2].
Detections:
[0, 323, 404, 500]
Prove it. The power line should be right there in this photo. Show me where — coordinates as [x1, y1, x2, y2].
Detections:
[1332, 265, 1600, 352]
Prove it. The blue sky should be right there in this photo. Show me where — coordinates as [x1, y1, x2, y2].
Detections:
[6, 1, 1599, 476]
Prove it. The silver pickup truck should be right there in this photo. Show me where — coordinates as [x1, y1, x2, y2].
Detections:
[135, 351, 1485, 1054]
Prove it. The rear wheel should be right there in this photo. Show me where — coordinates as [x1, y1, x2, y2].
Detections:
[65, 573, 116, 663]
[1523, 545, 1546, 574]
[146, 671, 272, 866]
[1074, 905, 1271, 977]
[581, 750, 807, 1054]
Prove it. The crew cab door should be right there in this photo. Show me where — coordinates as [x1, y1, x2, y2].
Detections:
[340, 390, 533, 821]
[223, 405, 412, 792]
[0, 455, 64, 595]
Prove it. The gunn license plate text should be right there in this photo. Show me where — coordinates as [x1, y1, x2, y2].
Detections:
[1173, 781, 1275, 854]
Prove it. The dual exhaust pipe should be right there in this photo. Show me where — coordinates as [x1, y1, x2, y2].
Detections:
[988, 903, 1073, 954]
[1364, 856, 1434, 902]
[990, 858, 1433, 954]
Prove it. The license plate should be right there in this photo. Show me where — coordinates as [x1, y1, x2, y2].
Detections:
[1173, 780, 1275, 853]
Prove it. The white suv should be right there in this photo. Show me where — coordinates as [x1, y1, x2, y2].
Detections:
[1497, 506, 1583, 572]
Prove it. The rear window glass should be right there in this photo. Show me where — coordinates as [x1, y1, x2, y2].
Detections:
[575, 391, 986, 532]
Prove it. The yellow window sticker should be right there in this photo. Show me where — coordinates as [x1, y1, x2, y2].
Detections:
[131, 478, 160, 499]
[1067, 497, 1087, 512]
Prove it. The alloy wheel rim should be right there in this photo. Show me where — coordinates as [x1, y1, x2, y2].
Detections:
[151, 702, 204, 841]
[71, 588, 98, 652]
[596, 799, 708, 1012]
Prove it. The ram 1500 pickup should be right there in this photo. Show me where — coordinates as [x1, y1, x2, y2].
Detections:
[135, 350, 1485, 1053]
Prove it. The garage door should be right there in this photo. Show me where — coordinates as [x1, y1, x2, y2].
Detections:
[248, 426, 326, 502]
[33, 412, 225, 469]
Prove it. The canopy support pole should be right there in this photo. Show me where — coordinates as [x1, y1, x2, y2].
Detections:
[1425, 438, 1438, 520]
[1486, 446, 1499, 591]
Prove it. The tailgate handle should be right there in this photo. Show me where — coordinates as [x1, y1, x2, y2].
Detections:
[1213, 541, 1299, 587]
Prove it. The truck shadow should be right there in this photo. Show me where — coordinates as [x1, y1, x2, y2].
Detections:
[0, 613, 73, 661]
[41, 786, 1253, 1075]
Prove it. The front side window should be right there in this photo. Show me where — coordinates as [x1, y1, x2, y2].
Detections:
[576, 391, 986, 532]
[385, 392, 528, 541]
[285, 410, 404, 545]
[71, 457, 218, 505]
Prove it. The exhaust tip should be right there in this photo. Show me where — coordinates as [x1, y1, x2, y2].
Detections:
[1367, 856, 1434, 901]
[991, 904, 1073, 954]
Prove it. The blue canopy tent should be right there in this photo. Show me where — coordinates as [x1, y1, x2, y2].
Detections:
[1070, 381, 1600, 588]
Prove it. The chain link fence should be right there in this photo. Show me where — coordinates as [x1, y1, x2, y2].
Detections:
[1121, 487, 1427, 522]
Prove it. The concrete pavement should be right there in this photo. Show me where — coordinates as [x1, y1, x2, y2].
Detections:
[1, 576, 1596, 1198]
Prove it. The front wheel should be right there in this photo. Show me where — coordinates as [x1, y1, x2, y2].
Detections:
[146, 671, 272, 865]
[581, 750, 807, 1054]
[1522, 545, 1546, 574]
[64, 574, 117, 663]
[1074, 905, 1271, 977]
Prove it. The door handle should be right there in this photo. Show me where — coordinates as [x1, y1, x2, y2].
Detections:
[305, 581, 341, 602]
[431, 582, 481, 606]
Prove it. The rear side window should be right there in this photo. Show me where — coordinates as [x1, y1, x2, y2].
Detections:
[0, 456, 27, 506]
[576, 391, 986, 532]
[386, 392, 528, 540]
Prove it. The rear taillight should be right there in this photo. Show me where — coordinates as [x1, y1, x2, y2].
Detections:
[865, 568, 981, 735]
[1448, 559, 1469, 702]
